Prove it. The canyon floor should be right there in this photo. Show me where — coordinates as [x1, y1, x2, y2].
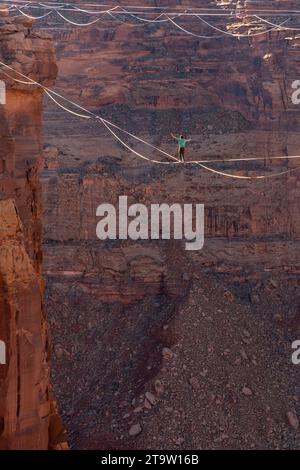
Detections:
[47, 261, 300, 450]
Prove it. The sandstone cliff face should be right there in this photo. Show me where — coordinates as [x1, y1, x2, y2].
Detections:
[0, 15, 66, 449]
[0, 199, 51, 449]
[43, 0, 300, 299]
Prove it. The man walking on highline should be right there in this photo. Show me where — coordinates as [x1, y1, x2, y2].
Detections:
[171, 133, 192, 163]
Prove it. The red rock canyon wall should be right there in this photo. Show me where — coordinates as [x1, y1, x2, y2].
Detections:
[0, 14, 66, 449]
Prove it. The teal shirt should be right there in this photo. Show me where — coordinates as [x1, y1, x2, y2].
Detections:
[178, 138, 187, 148]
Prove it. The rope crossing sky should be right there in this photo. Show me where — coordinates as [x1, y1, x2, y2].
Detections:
[0, 61, 299, 181]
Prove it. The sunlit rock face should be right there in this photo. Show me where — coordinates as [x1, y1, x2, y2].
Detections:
[0, 15, 66, 449]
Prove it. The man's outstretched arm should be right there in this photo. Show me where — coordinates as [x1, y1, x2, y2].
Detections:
[171, 133, 179, 140]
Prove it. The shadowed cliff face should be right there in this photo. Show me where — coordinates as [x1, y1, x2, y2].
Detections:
[0, 15, 67, 449]
[37, 0, 300, 449]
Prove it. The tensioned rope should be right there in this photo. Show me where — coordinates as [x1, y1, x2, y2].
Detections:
[0, 1, 241, 15]
[167, 15, 289, 39]
[255, 15, 300, 32]
[15, 6, 53, 19]
[0, 2, 238, 17]
[106, 6, 187, 25]
[6, 1, 300, 17]
[0, 60, 300, 181]
[10, 7, 294, 40]
[57, 6, 181, 28]
[55, 7, 116, 26]
[14, 4, 118, 22]
[4, 2, 300, 38]
[6, 0, 300, 16]
[4, 4, 225, 34]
